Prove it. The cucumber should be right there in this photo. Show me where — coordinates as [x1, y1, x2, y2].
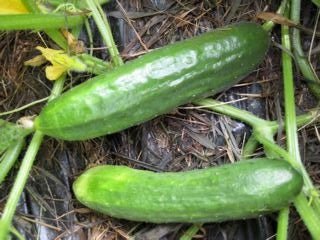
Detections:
[73, 159, 303, 223]
[35, 22, 269, 140]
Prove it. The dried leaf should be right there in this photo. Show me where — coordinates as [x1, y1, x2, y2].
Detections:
[61, 29, 86, 54]
[257, 12, 320, 38]
[256, 12, 297, 27]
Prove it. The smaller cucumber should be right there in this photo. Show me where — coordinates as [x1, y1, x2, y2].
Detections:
[73, 159, 303, 223]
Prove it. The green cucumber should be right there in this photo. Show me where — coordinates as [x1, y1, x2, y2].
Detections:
[73, 159, 303, 223]
[35, 22, 269, 140]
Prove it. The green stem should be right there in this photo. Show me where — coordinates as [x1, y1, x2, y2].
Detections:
[84, 19, 94, 55]
[0, 1, 80, 238]
[44, 29, 68, 50]
[85, 0, 123, 67]
[242, 109, 318, 158]
[278, 9, 298, 238]
[282, 7, 301, 161]
[254, 126, 281, 159]
[0, 139, 24, 184]
[296, 109, 319, 127]
[0, 97, 49, 117]
[276, 207, 289, 240]
[291, 0, 320, 99]
[285, 4, 320, 215]
[193, 99, 268, 127]
[179, 224, 201, 240]
[0, 131, 43, 239]
[294, 193, 320, 240]
[291, 0, 319, 83]
[0, 14, 83, 31]
[95, 0, 123, 66]
[0, 76, 66, 239]
[22, 0, 69, 49]
[79, 53, 113, 74]
[242, 135, 260, 158]
[10, 226, 25, 240]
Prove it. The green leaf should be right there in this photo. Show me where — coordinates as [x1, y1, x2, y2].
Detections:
[312, 0, 320, 7]
[0, 119, 33, 154]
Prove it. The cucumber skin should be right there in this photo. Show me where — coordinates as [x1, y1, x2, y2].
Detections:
[35, 22, 269, 140]
[73, 159, 303, 223]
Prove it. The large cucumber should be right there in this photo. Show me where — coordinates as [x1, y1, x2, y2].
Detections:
[73, 159, 303, 223]
[35, 22, 269, 140]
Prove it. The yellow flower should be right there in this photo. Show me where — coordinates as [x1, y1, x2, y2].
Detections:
[0, 0, 29, 14]
[25, 46, 87, 80]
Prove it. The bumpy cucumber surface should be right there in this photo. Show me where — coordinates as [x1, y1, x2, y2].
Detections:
[73, 159, 303, 223]
[35, 22, 269, 140]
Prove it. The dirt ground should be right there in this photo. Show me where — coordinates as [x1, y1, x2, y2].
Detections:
[0, 0, 319, 239]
